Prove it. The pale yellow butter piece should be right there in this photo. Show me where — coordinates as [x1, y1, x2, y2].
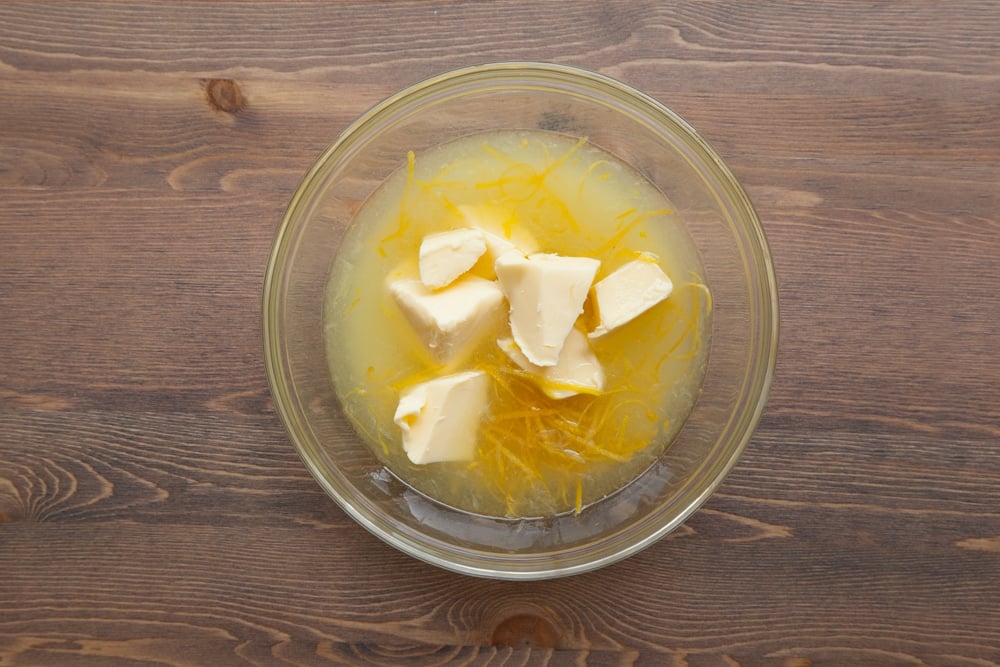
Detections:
[498, 328, 604, 399]
[589, 255, 673, 338]
[479, 230, 524, 264]
[418, 228, 487, 289]
[389, 276, 504, 363]
[458, 204, 538, 278]
[494, 252, 600, 367]
[393, 370, 489, 464]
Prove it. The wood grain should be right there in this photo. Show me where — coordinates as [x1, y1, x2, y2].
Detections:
[2, 1, 999, 665]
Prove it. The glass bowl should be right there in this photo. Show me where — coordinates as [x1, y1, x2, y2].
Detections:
[263, 62, 778, 579]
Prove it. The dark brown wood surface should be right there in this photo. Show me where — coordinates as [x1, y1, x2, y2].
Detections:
[2, 2, 999, 665]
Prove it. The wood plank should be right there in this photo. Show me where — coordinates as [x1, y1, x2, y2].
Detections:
[0, 2, 996, 77]
[1, 510, 997, 663]
[2, 406, 998, 527]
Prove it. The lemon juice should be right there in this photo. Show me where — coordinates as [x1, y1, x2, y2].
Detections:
[325, 130, 711, 518]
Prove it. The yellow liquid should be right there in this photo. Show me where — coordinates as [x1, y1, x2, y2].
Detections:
[325, 130, 711, 518]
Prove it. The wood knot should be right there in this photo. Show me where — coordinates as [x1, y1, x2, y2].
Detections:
[491, 613, 560, 648]
[0, 506, 22, 523]
[204, 79, 247, 113]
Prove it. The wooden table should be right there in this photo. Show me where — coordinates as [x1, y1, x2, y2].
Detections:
[3, 2, 998, 664]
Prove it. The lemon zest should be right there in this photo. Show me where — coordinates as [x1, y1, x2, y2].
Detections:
[593, 208, 673, 256]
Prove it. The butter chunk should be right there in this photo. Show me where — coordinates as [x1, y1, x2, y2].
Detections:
[419, 228, 487, 289]
[498, 328, 604, 399]
[458, 204, 538, 277]
[389, 276, 504, 363]
[393, 370, 489, 464]
[494, 252, 600, 367]
[480, 230, 524, 263]
[589, 255, 673, 338]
